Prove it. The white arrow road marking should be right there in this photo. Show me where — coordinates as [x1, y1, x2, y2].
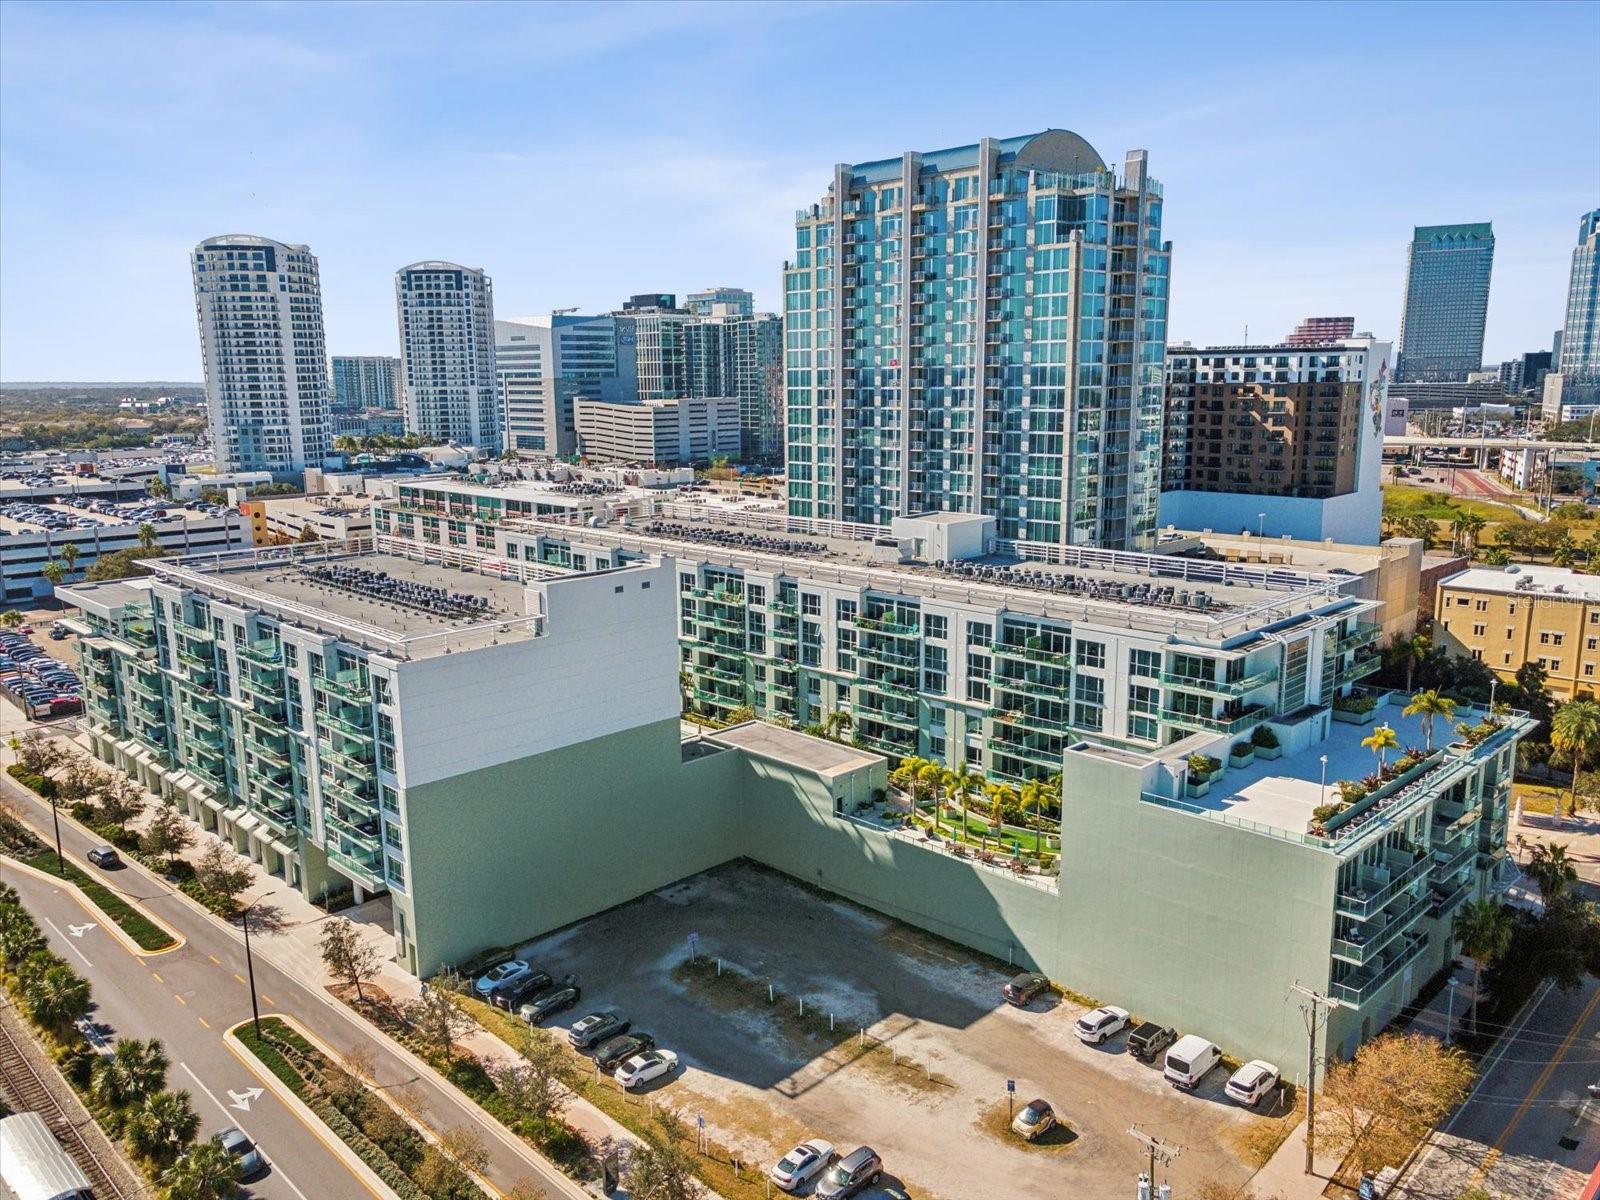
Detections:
[67, 922, 97, 938]
[180, 1063, 310, 1200]
[42, 917, 92, 968]
[227, 1086, 264, 1111]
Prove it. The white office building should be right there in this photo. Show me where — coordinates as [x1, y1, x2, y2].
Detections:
[191, 235, 332, 476]
[574, 396, 741, 466]
[396, 263, 499, 452]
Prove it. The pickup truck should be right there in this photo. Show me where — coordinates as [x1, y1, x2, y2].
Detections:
[1126, 1021, 1177, 1062]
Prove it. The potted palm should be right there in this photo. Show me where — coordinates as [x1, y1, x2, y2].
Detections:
[1186, 752, 1216, 797]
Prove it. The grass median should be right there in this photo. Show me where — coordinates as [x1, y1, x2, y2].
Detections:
[11, 843, 177, 953]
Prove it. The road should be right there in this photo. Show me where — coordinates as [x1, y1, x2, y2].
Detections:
[0, 764, 583, 1200]
[1397, 976, 1600, 1200]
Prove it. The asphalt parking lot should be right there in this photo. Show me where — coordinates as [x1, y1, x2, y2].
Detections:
[512, 861, 1283, 1200]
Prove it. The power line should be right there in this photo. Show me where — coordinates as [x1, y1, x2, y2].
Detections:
[1127, 1125, 1180, 1197]
[1291, 980, 1342, 1176]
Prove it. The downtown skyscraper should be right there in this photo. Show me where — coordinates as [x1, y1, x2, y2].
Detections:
[396, 262, 499, 451]
[783, 129, 1170, 549]
[191, 235, 332, 475]
[1395, 223, 1494, 383]
[1557, 208, 1600, 382]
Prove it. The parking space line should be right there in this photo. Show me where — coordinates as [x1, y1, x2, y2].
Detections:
[261, 993, 276, 1007]
[180, 1061, 313, 1200]
[152, 971, 163, 983]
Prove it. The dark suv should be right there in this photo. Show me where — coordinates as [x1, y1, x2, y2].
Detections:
[569, 1010, 630, 1049]
[1127, 1021, 1177, 1062]
[595, 1032, 655, 1072]
[1002, 972, 1050, 1007]
[491, 971, 553, 1011]
[815, 1146, 882, 1200]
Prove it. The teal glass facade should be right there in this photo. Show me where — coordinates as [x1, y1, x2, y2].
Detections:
[784, 131, 1170, 549]
[1395, 223, 1494, 384]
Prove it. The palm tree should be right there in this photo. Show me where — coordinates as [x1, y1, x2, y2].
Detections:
[22, 959, 91, 1035]
[985, 782, 1017, 836]
[944, 764, 984, 845]
[125, 1090, 199, 1167]
[1395, 634, 1430, 692]
[1019, 778, 1048, 857]
[90, 1037, 169, 1114]
[1454, 899, 1513, 1034]
[161, 1138, 242, 1200]
[1551, 699, 1600, 818]
[915, 760, 945, 820]
[1526, 842, 1578, 902]
[0, 609, 22, 629]
[0, 907, 45, 967]
[1361, 724, 1399, 773]
[1458, 512, 1486, 555]
[40, 560, 66, 589]
[60, 542, 80, 573]
[1403, 689, 1458, 753]
[137, 522, 158, 551]
[891, 756, 925, 796]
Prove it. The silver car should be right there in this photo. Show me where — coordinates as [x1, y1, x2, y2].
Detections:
[217, 1126, 265, 1178]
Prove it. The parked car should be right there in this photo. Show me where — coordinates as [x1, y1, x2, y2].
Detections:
[474, 959, 532, 996]
[1074, 1005, 1130, 1045]
[490, 971, 553, 1011]
[520, 985, 580, 1023]
[615, 1049, 677, 1090]
[1126, 1021, 1176, 1063]
[770, 1138, 835, 1192]
[1002, 971, 1050, 1007]
[1225, 1060, 1280, 1107]
[595, 1032, 655, 1073]
[1164, 1035, 1221, 1091]
[1011, 1097, 1056, 1141]
[86, 846, 121, 869]
[216, 1126, 265, 1178]
[569, 1010, 629, 1049]
[814, 1146, 883, 1200]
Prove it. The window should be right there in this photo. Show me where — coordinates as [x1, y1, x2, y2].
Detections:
[1475, 600, 1489, 612]
[1075, 640, 1105, 669]
[1586, 663, 1595, 677]
[967, 678, 991, 703]
[967, 621, 992, 647]
[836, 598, 857, 624]
[1473, 624, 1486, 637]
[925, 614, 947, 641]
[1129, 648, 1160, 677]
[1073, 675, 1104, 729]
[801, 593, 822, 617]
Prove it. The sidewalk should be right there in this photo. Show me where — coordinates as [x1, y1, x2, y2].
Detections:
[1252, 1119, 1346, 1200]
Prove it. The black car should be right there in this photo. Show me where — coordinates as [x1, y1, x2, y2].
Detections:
[569, 1010, 630, 1049]
[1002, 972, 1050, 1007]
[595, 1032, 655, 1073]
[491, 970, 553, 1011]
[520, 985, 580, 1023]
[1127, 1021, 1177, 1062]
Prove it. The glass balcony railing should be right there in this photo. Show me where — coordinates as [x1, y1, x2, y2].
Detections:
[1332, 890, 1431, 965]
[991, 640, 1072, 666]
[1336, 852, 1432, 919]
[1160, 666, 1279, 697]
[326, 844, 383, 889]
[855, 614, 920, 637]
[314, 669, 368, 703]
[1160, 705, 1271, 735]
[1336, 625, 1383, 655]
[1330, 932, 1429, 1007]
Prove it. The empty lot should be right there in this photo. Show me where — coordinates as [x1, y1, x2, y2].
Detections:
[512, 860, 1286, 1199]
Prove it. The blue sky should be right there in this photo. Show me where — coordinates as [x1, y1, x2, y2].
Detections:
[1, 0, 1596, 381]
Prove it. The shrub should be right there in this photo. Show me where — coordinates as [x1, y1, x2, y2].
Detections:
[1338, 780, 1370, 804]
[1230, 740, 1253, 758]
[1251, 725, 1280, 749]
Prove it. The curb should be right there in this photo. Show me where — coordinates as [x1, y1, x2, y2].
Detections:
[223, 1019, 399, 1200]
[0, 850, 186, 957]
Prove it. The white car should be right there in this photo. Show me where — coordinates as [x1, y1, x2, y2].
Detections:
[615, 1049, 678, 1090]
[1225, 1059, 1280, 1107]
[771, 1138, 834, 1192]
[1074, 1004, 1130, 1045]
[473, 959, 530, 996]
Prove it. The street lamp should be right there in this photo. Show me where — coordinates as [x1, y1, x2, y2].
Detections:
[1319, 754, 1329, 809]
[48, 787, 65, 877]
[240, 892, 277, 1039]
[1257, 513, 1266, 539]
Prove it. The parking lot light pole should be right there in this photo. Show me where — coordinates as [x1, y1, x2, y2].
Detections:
[1319, 755, 1329, 810]
[241, 892, 277, 1039]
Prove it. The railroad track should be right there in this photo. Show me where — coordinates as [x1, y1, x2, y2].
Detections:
[0, 1009, 136, 1199]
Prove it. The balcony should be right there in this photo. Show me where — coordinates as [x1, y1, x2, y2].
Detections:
[991, 640, 1072, 667]
[1159, 705, 1271, 736]
[1332, 890, 1431, 965]
[1160, 666, 1279, 697]
[691, 687, 745, 710]
[1336, 624, 1383, 655]
[1341, 654, 1382, 683]
[122, 619, 158, 650]
[1330, 932, 1430, 1007]
[314, 669, 369, 703]
[855, 614, 920, 637]
[238, 638, 281, 666]
[326, 844, 383, 890]
[856, 673, 918, 701]
[319, 709, 375, 743]
[317, 736, 375, 774]
[1336, 851, 1432, 919]
[321, 772, 374, 808]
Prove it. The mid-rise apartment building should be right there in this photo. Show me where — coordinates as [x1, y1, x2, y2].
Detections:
[1160, 338, 1390, 544]
[784, 129, 1170, 549]
[1435, 563, 1600, 700]
[1284, 316, 1355, 347]
[574, 396, 740, 466]
[396, 263, 499, 452]
[191, 235, 332, 475]
[1396, 223, 1494, 384]
[64, 481, 1528, 1071]
[331, 356, 402, 412]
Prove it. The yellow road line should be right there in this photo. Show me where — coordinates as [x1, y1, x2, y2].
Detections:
[234, 973, 246, 985]
[174, 993, 186, 1006]
[197, 1016, 210, 1029]
[261, 993, 276, 1007]
[208, 954, 220, 965]
[152, 971, 163, 983]
[1469, 982, 1600, 1186]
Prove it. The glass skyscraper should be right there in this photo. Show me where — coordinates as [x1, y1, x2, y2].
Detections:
[784, 130, 1170, 549]
[1558, 209, 1600, 383]
[1395, 223, 1494, 383]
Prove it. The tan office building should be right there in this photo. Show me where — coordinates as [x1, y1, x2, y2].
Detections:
[1434, 564, 1600, 699]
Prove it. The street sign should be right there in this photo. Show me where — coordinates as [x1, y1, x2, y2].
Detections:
[1006, 1079, 1015, 1093]
[697, 1114, 705, 1130]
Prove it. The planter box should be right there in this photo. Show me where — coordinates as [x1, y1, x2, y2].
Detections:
[1186, 777, 1212, 798]
[1254, 745, 1283, 761]
[1229, 748, 1256, 766]
[1332, 706, 1378, 726]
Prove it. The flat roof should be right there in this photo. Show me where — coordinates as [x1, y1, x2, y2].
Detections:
[708, 720, 882, 779]
[1440, 563, 1600, 602]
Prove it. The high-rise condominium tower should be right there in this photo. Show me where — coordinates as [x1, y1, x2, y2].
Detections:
[685, 306, 784, 462]
[784, 130, 1170, 548]
[1395, 223, 1494, 383]
[331, 355, 402, 411]
[191, 235, 332, 475]
[395, 262, 499, 451]
[1558, 209, 1600, 382]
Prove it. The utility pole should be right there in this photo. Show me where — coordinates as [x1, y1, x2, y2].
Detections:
[1290, 981, 1342, 1175]
[1127, 1125, 1180, 1195]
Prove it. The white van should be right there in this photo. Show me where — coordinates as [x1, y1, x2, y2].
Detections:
[1163, 1034, 1221, 1091]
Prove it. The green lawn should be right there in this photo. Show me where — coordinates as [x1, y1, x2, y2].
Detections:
[18, 849, 177, 951]
[1382, 483, 1522, 524]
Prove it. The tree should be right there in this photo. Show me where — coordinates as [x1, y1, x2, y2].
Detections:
[1018, 778, 1048, 857]
[21, 956, 91, 1035]
[320, 916, 382, 1002]
[161, 1136, 243, 1200]
[296, 524, 320, 543]
[84, 546, 164, 582]
[13, 730, 62, 776]
[1403, 689, 1457, 753]
[96, 776, 146, 830]
[1552, 699, 1600, 818]
[627, 1109, 703, 1200]
[404, 987, 471, 1061]
[943, 763, 984, 844]
[1393, 633, 1431, 694]
[820, 709, 853, 742]
[91, 1037, 170, 1115]
[193, 842, 253, 907]
[141, 804, 196, 871]
[1316, 1033, 1475, 1176]
[0, 609, 23, 628]
[125, 1089, 199, 1168]
[1527, 842, 1579, 902]
[1455, 900, 1514, 1034]
[1512, 660, 1555, 729]
[147, 477, 172, 499]
[493, 1030, 576, 1127]
[1396, 514, 1436, 549]
[40, 560, 66, 588]
[1458, 511, 1487, 556]
[984, 782, 1017, 834]
[1361, 724, 1399, 772]
[59, 542, 81, 572]
[0, 906, 45, 967]
[137, 522, 159, 551]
